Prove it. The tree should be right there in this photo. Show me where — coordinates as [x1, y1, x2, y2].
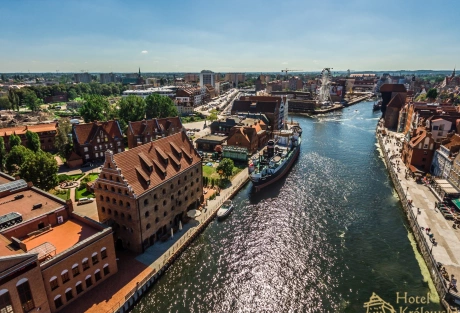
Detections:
[5, 145, 31, 173]
[25, 131, 41, 152]
[22, 90, 40, 111]
[9, 133, 21, 148]
[55, 118, 73, 157]
[68, 88, 78, 100]
[426, 88, 438, 100]
[216, 158, 234, 179]
[0, 96, 11, 110]
[101, 85, 112, 97]
[118, 95, 146, 130]
[0, 137, 5, 171]
[7, 89, 19, 111]
[145, 94, 178, 119]
[207, 112, 218, 122]
[19, 151, 58, 190]
[79, 95, 111, 123]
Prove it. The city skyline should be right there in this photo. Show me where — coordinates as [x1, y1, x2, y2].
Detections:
[2, 0, 459, 72]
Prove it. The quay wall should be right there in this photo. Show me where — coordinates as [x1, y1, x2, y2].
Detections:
[107, 174, 250, 313]
[376, 131, 456, 312]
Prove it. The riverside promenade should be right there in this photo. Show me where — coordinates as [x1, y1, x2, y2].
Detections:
[377, 123, 460, 311]
[68, 169, 250, 313]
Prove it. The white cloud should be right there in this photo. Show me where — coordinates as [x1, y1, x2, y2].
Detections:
[141, 50, 148, 54]
[281, 62, 288, 65]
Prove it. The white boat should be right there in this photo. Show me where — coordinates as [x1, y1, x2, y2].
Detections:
[217, 200, 234, 220]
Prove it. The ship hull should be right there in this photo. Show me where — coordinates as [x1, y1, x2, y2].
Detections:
[251, 145, 300, 192]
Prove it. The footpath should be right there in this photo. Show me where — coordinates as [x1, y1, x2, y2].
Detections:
[377, 122, 460, 312]
[68, 169, 250, 313]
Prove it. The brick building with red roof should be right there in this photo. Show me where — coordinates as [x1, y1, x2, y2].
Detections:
[94, 131, 203, 253]
[0, 123, 57, 152]
[126, 117, 183, 149]
[71, 120, 124, 165]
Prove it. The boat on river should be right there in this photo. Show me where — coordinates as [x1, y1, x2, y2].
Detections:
[248, 127, 302, 192]
[373, 100, 382, 111]
[217, 200, 234, 220]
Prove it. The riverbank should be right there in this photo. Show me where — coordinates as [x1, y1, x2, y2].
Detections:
[376, 124, 460, 312]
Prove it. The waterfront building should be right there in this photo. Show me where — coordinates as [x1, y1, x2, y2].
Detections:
[232, 96, 286, 130]
[430, 134, 460, 178]
[0, 123, 57, 152]
[195, 134, 227, 152]
[210, 117, 243, 135]
[226, 118, 268, 154]
[94, 132, 203, 253]
[74, 72, 91, 84]
[71, 120, 124, 164]
[401, 127, 436, 172]
[199, 70, 215, 88]
[127, 117, 183, 149]
[0, 172, 117, 313]
[381, 84, 407, 130]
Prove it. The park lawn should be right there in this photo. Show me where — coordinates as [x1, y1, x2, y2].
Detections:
[202, 165, 220, 180]
[75, 186, 94, 201]
[69, 173, 84, 181]
[50, 189, 70, 201]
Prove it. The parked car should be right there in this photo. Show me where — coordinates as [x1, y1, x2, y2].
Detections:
[78, 197, 94, 205]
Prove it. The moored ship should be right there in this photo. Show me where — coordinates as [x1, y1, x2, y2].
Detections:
[249, 127, 301, 191]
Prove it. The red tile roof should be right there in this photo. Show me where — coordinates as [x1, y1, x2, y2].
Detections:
[0, 123, 57, 136]
[73, 120, 123, 145]
[112, 132, 200, 196]
[128, 118, 183, 136]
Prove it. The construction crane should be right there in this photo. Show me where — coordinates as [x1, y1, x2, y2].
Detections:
[281, 68, 303, 77]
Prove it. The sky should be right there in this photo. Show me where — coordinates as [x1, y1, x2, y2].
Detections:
[1, 0, 459, 73]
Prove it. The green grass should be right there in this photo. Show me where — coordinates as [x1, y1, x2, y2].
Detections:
[50, 189, 70, 201]
[85, 173, 99, 182]
[75, 185, 94, 201]
[202, 165, 220, 179]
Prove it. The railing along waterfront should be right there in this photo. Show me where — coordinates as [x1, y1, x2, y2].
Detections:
[376, 132, 451, 308]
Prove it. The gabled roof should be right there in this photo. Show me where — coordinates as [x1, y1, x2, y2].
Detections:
[66, 151, 82, 161]
[129, 117, 183, 136]
[112, 131, 200, 196]
[410, 128, 428, 147]
[73, 120, 122, 145]
[0, 123, 57, 137]
[380, 84, 407, 92]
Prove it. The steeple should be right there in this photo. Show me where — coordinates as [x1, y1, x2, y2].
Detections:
[452, 66, 456, 78]
[138, 67, 141, 78]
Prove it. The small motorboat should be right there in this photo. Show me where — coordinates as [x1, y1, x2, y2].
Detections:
[217, 200, 234, 220]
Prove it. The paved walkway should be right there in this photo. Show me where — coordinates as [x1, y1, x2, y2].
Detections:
[378, 127, 460, 292]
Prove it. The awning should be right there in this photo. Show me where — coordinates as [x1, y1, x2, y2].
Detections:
[452, 199, 460, 211]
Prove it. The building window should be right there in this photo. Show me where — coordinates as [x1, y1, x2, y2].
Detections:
[82, 258, 90, 270]
[54, 295, 63, 309]
[72, 264, 80, 277]
[16, 279, 35, 312]
[171, 195, 174, 200]
[163, 212, 167, 217]
[170, 184, 174, 189]
[106, 196, 110, 202]
[145, 211, 149, 218]
[101, 247, 107, 259]
[154, 205, 158, 211]
[144, 199, 149, 206]
[103, 264, 110, 275]
[196, 178, 199, 183]
[50, 276, 59, 290]
[171, 206, 175, 211]
[76, 282, 83, 295]
[92, 252, 99, 265]
[146, 223, 151, 230]
[65, 288, 73, 301]
[121, 213, 125, 219]
[155, 217, 159, 223]
[100, 195, 103, 201]
[61, 270, 70, 283]
[163, 200, 167, 206]
[422, 158, 426, 162]
[95, 270, 102, 282]
[101, 207, 106, 213]
[112, 198, 116, 204]
[0, 289, 13, 313]
[85, 275, 92, 288]
[424, 151, 428, 155]
[128, 214, 132, 221]
[127, 202, 131, 209]
[108, 209, 112, 215]
[154, 194, 157, 200]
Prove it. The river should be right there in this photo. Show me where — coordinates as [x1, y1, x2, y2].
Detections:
[134, 101, 443, 312]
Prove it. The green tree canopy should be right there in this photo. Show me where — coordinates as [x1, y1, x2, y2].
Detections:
[207, 112, 218, 122]
[68, 88, 78, 100]
[25, 130, 41, 152]
[22, 90, 40, 111]
[0, 97, 11, 110]
[0, 137, 5, 171]
[55, 118, 73, 157]
[9, 133, 21, 148]
[145, 94, 178, 119]
[118, 95, 146, 130]
[79, 94, 111, 123]
[426, 88, 438, 100]
[5, 145, 31, 173]
[216, 158, 234, 179]
[7, 89, 19, 111]
[19, 150, 58, 190]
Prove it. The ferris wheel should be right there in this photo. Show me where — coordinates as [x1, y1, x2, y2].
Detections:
[318, 68, 332, 103]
